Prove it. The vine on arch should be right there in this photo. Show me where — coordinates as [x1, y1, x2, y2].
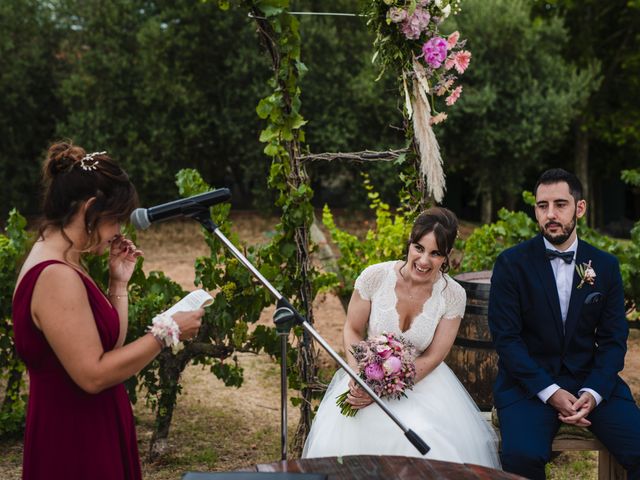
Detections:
[224, 0, 328, 454]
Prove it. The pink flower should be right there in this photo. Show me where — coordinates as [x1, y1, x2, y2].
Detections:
[422, 36, 448, 69]
[388, 7, 407, 23]
[447, 31, 460, 49]
[429, 112, 448, 125]
[446, 85, 462, 106]
[436, 78, 455, 96]
[336, 332, 417, 416]
[452, 50, 471, 74]
[376, 344, 393, 359]
[383, 355, 402, 375]
[445, 56, 455, 71]
[364, 363, 385, 381]
[401, 8, 430, 40]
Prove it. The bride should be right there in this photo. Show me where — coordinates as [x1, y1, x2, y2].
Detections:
[303, 207, 500, 468]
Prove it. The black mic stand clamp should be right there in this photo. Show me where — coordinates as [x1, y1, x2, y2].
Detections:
[191, 209, 430, 461]
[272, 298, 297, 460]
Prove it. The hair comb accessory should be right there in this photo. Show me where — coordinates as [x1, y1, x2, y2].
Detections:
[79, 151, 106, 171]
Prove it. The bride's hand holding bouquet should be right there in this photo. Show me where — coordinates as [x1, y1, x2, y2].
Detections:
[336, 332, 417, 417]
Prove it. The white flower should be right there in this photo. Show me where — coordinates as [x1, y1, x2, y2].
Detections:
[584, 266, 596, 280]
[576, 260, 596, 289]
[442, 4, 451, 17]
[148, 312, 181, 347]
[435, 0, 443, 7]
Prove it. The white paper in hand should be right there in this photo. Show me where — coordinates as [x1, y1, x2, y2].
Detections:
[163, 289, 214, 317]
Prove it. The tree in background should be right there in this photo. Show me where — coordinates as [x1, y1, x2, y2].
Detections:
[533, 1, 640, 228]
[132, 1, 273, 205]
[54, 0, 272, 208]
[0, 0, 409, 216]
[0, 0, 60, 217]
[294, 0, 405, 207]
[2, 0, 636, 222]
[441, 0, 598, 223]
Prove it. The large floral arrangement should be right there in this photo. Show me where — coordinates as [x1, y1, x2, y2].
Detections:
[364, 0, 470, 203]
[336, 332, 417, 417]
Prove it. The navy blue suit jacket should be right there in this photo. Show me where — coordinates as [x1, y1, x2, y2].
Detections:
[488, 234, 633, 409]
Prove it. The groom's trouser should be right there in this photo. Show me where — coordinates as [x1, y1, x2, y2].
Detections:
[498, 394, 640, 480]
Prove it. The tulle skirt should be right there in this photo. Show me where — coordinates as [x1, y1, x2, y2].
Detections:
[302, 362, 501, 469]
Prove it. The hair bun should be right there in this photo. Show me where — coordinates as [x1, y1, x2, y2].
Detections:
[44, 142, 86, 177]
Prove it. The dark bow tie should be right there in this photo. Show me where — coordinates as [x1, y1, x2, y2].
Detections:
[546, 248, 574, 264]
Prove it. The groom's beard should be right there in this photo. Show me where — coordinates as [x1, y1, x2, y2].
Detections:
[540, 214, 577, 246]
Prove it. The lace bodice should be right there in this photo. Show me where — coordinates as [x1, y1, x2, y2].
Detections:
[354, 261, 466, 353]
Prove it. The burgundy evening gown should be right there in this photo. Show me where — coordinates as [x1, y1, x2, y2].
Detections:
[13, 260, 142, 480]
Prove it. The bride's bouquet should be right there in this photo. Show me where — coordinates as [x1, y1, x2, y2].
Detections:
[336, 332, 417, 417]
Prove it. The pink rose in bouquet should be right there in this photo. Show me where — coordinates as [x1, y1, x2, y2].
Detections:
[364, 363, 385, 381]
[376, 343, 393, 358]
[336, 332, 417, 417]
[383, 355, 402, 374]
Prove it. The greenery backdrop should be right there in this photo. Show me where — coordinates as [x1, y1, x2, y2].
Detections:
[1, 0, 638, 227]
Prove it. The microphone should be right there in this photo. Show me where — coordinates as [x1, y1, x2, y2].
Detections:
[130, 188, 231, 230]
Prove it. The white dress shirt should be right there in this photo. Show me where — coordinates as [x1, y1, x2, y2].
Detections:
[537, 237, 602, 406]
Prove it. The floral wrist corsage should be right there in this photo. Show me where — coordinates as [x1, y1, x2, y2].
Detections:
[147, 313, 181, 348]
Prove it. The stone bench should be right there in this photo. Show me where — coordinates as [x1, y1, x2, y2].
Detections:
[485, 410, 627, 480]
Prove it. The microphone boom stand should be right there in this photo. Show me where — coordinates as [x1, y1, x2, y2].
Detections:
[193, 211, 430, 461]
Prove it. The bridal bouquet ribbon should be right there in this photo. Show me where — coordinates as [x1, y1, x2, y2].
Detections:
[336, 332, 417, 417]
[365, 0, 470, 202]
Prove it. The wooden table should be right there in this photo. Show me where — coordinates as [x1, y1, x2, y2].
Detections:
[250, 455, 524, 479]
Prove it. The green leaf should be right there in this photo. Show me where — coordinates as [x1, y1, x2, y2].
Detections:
[260, 6, 285, 17]
[259, 126, 279, 142]
[264, 143, 279, 156]
[256, 98, 274, 119]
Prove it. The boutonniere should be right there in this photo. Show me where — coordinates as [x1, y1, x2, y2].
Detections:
[576, 260, 596, 289]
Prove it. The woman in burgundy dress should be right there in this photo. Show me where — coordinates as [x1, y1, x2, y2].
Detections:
[12, 142, 203, 480]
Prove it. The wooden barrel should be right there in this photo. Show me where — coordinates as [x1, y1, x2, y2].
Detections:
[445, 270, 496, 411]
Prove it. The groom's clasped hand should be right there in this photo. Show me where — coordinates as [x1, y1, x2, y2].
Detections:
[549, 389, 595, 427]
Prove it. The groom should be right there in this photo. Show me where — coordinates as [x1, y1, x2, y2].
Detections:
[488, 168, 640, 479]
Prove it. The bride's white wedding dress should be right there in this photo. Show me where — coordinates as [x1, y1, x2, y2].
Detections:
[302, 261, 500, 468]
